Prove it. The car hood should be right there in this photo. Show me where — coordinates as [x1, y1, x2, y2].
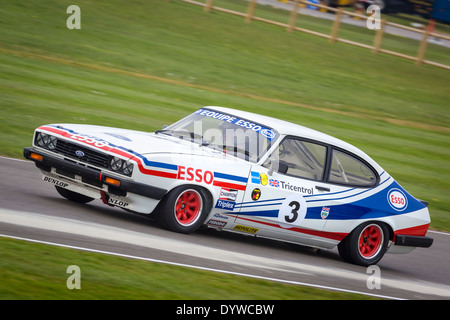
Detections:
[42, 124, 223, 159]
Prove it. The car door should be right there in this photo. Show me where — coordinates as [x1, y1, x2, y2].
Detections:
[237, 137, 335, 243]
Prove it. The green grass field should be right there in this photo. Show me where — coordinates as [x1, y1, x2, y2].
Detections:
[0, 237, 377, 299]
[0, 0, 448, 299]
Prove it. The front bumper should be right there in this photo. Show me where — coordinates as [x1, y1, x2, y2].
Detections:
[24, 147, 167, 200]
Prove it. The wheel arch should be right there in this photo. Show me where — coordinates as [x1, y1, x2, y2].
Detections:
[153, 182, 215, 217]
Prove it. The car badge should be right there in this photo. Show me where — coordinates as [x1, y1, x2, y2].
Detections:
[75, 150, 85, 157]
[321, 207, 330, 219]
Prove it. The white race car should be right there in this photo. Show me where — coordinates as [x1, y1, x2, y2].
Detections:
[24, 106, 433, 266]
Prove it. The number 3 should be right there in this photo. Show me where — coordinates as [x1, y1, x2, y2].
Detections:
[285, 201, 300, 223]
[278, 195, 307, 228]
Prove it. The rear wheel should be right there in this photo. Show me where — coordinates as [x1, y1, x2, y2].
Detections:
[158, 186, 211, 234]
[338, 222, 389, 266]
[55, 186, 94, 204]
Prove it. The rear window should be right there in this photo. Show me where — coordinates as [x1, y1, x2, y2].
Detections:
[328, 150, 377, 187]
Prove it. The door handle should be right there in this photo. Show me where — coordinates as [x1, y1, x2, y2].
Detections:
[315, 186, 330, 192]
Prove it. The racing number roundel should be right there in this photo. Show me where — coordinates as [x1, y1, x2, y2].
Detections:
[278, 194, 307, 228]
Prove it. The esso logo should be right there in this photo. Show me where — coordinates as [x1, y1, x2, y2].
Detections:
[70, 133, 109, 148]
[260, 129, 276, 139]
[387, 188, 408, 211]
[177, 166, 213, 184]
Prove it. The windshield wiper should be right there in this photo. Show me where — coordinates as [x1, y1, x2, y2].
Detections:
[155, 129, 209, 146]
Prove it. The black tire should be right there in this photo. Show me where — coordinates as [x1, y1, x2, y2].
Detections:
[338, 221, 389, 266]
[158, 185, 211, 234]
[55, 186, 95, 204]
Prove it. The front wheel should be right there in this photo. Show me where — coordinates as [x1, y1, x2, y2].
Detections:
[158, 186, 211, 234]
[338, 222, 389, 266]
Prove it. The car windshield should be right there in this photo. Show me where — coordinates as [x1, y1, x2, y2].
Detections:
[156, 108, 278, 163]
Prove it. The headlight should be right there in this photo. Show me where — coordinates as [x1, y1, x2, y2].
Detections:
[110, 157, 123, 171]
[122, 161, 133, 175]
[36, 132, 57, 150]
[36, 132, 46, 147]
[48, 135, 57, 150]
[110, 157, 133, 176]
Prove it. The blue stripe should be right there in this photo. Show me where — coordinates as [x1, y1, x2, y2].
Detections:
[145, 160, 178, 170]
[214, 172, 247, 183]
[115, 146, 178, 170]
[306, 176, 392, 203]
[236, 202, 282, 209]
[239, 210, 278, 217]
[237, 198, 285, 206]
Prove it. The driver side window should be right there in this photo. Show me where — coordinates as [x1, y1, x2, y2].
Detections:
[267, 138, 327, 181]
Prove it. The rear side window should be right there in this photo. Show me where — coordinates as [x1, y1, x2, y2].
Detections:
[328, 150, 377, 187]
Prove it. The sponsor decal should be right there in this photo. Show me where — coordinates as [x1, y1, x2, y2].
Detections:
[215, 199, 235, 211]
[207, 219, 227, 228]
[387, 188, 408, 211]
[178, 167, 247, 191]
[250, 171, 260, 184]
[279, 181, 313, 195]
[251, 172, 312, 195]
[260, 128, 276, 139]
[219, 188, 238, 201]
[195, 109, 277, 141]
[259, 173, 268, 186]
[177, 166, 213, 184]
[69, 133, 110, 148]
[43, 176, 69, 188]
[108, 197, 129, 208]
[321, 207, 330, 219]
[233, 225, 259, 234]
[214, 213, 230, 220]
[269, 179, 279, 187]
[251, 188, 261, 201]
[250, 171, 268, 185]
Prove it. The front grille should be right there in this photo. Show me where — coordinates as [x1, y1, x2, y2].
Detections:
[53, 139, 109, 169]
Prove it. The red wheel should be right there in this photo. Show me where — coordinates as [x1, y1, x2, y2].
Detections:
[158, 186, 211, 234]
[174, 189, 202, 226]
[338, 221, 389, 266]
[358, 224, 384, 259]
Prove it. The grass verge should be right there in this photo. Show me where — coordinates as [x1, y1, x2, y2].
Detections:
[0, 237, 377, 299]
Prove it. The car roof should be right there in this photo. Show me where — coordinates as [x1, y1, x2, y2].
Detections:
[205, 106, 382, 171]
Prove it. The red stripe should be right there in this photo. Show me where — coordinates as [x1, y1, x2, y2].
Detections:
[40, 126, 245, 184]
[237, 216, 347, 241]
[138, 166, 178, 179]
[40, 126, 177, 178]
[213, 180, 246, 191]
[394, 223, 430, 238]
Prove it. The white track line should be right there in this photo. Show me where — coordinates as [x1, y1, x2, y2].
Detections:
[0, 233, 403, 300]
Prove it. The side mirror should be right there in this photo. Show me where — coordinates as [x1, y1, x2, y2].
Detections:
[278, 161, 288, 174]
[267, 160, 288, 175]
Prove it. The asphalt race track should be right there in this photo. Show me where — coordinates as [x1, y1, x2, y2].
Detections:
[1, 156, 449, 300]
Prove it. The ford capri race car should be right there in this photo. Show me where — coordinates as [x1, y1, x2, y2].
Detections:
[23, 106, 433, 266]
